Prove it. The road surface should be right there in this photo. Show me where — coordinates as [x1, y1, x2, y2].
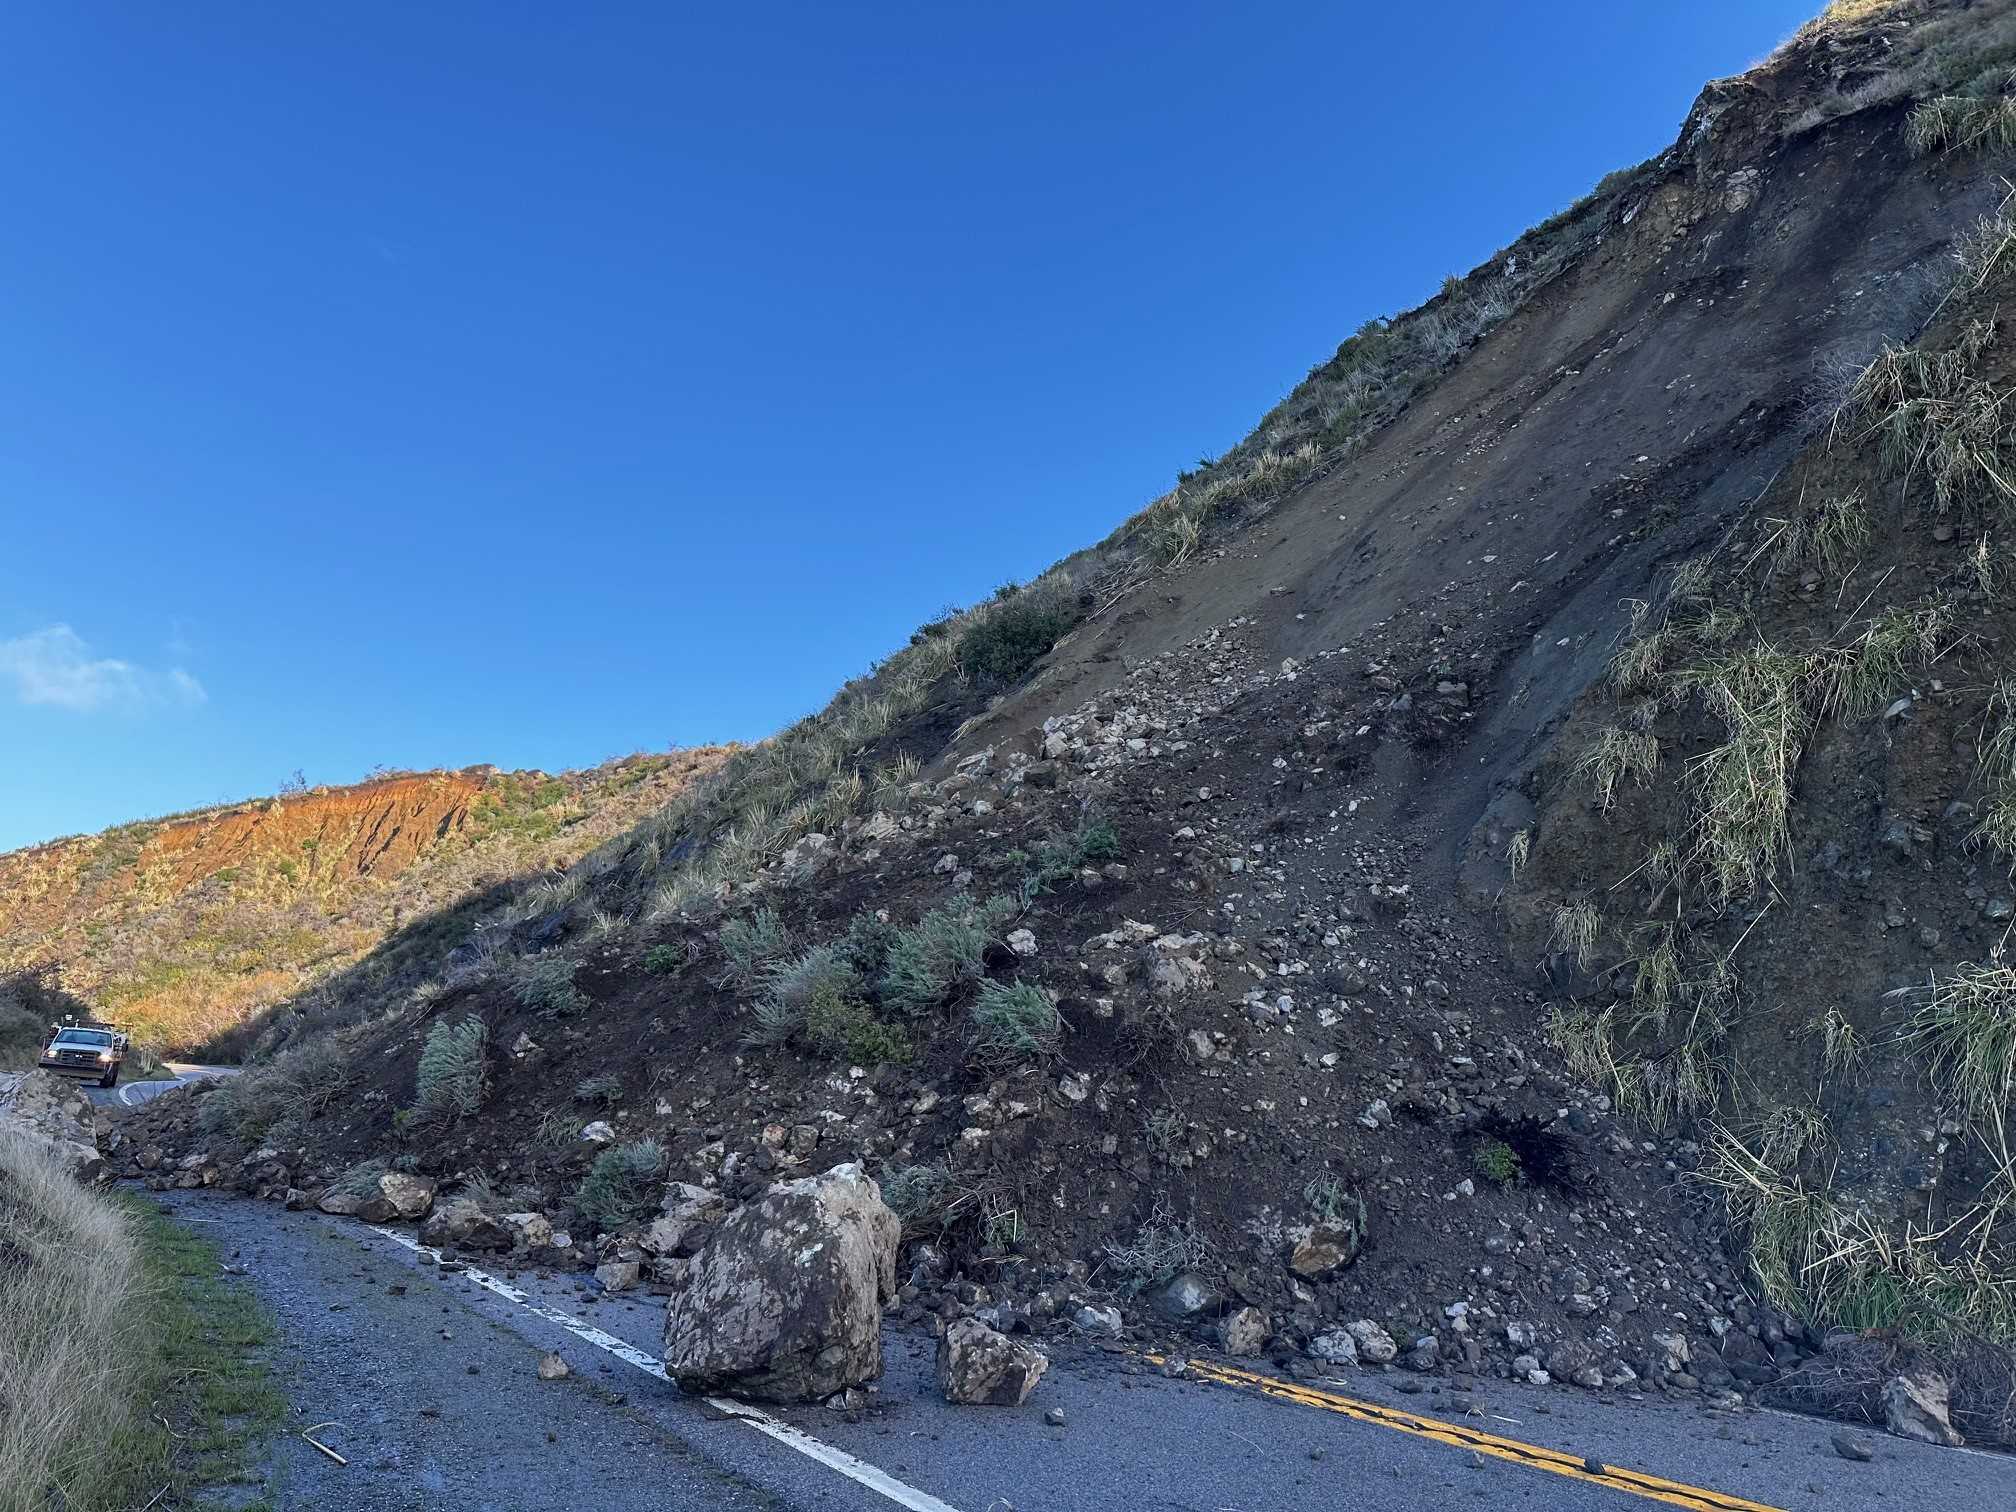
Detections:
[89, 1060, 237, 1110]
[147, 1189, 2010, 1512]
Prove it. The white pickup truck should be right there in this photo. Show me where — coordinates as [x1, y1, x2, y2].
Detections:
[37, 1024, 129, 1088]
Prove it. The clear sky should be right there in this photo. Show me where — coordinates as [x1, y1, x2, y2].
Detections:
[0, 1, 1818, 851]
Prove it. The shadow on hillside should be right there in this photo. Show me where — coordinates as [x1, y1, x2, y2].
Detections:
[0, 967, 101, 1070]
[189, 874, 532, 1064]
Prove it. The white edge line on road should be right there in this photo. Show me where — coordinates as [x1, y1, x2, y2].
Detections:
[365, 1225, 962, 1512]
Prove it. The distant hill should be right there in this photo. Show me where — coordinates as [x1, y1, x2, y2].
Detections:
[0, 752, 728, 1054]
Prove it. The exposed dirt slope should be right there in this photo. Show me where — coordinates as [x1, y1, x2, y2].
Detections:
[1, 753, 729, 1054]
[129, 0, 2016, 1450]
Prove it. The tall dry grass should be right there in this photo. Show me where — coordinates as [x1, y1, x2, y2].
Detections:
[0, 1134, 145, 1512]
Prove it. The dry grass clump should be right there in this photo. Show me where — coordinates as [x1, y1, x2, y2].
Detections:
[1899, 964, 2016, 1133]
[1578, 725, 1660, 810]
[1909, 73, 2016, 156]
[1670, 642, 1816, 903]
[1547, 933, 1733, 1132]
[1548, 900, 1600, 969]
[1840, 317, 2016, 517]
[1695, 1124, 2016, 1346]
[1755, 490, 1871, 579]
[1142, 443, 1322, 566]
[0, 1136, 141, 1512]
[1970, 678, 2016, 865]
[1807, 1006, 1870, 1082]
[1601, 569, 1952, 907]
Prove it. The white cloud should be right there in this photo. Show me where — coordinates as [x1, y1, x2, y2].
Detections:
[0, 624, 207, 713]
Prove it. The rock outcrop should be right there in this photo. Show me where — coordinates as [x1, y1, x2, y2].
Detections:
[0, 1071, 103, 1181]
[661, 1164, 899, 1403]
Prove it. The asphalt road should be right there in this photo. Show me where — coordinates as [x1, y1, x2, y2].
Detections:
[86, 1060, 237, 1110]
[145, 1190, 2011, 1512]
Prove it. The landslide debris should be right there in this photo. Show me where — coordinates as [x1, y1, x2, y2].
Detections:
[123, 0, 2016, 1451]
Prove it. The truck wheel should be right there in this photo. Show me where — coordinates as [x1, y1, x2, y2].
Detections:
[101, 1066, 119, 1089]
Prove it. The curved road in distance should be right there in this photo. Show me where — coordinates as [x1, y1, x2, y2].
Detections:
[90, 1061, 238, 1110]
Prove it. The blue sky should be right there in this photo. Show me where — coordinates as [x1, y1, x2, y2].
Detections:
[0, 1, 1817, 851]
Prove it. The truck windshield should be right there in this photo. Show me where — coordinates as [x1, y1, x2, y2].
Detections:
[54, 1030, 113, 1047]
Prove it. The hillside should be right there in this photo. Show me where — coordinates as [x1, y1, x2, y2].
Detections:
[130, 0, 2016, 1449]
[0, 752, 728, 1057]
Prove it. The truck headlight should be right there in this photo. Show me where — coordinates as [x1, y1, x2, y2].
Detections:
[97, 1050, 113, 1062]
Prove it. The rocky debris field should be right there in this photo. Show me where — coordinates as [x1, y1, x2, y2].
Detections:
[124, 606, 1903, 1440]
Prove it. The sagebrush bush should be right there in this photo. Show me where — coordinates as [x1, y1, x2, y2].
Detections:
[881, 896, 1017, 1015]
[574, 1072, 623, 1107]
[718, 909, 794, 991]
[199, 1036, 357, 1143]
[510, 954, 586, 1017]
[414, 1016, 488, 1123]
[746, 942, 861, 1048]
[575, 1138, 666, 1234]
[877, 1160, 964, 1236]
[969, 979, 1060, 1065]
[334, 1158, 389, 1199]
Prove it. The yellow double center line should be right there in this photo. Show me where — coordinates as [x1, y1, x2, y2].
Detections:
[1158, 1356, 1785, 1512]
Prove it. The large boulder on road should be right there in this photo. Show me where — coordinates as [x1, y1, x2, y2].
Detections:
[0, 1071, 104, 1182]
[661, 1163, 898, 1403]
[378, 1171, 437, 1220]
[421, 1198, 512, 1252]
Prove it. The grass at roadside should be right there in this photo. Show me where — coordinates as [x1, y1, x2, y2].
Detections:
[0, 1135, 284, 1512]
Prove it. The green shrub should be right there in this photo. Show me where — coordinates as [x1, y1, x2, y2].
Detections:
[955, 578, 1083, 684]
[415, 1015, 489, 1123]
[198, 1037, 357, 1142]
[575, 1139, 666, 1234]
[837, 908, 900, 974]
[574, 1072, 624, 1107]
[642, 943, 686, 975]
[747, 942, 861, 1048]
[803, 984, 914, 1067]
[718, 908, 794, 991]
[510, 955, 586, 1017]
[1473, 1140, 1522, 1187]
[534, 1108, 579, 1149]
[881, 895, 1017, 1015]
[1022, 815, 1124, 900]
[878, 1161, 961, 1236]
[333, 1159, 389, 1199]
[969, 979, 1060, 1065]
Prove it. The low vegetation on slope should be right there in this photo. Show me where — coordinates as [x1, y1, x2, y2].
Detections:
[0, 1138, 280, 1512]
[1516, 166, 2016, 1400]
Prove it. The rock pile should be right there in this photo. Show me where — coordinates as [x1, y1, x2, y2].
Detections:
[0, 1070, 104, 1181]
